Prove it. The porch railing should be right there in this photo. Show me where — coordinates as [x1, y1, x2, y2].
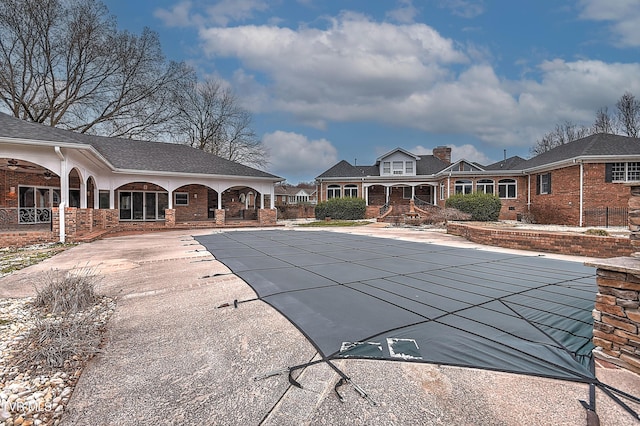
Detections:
[412, 196, 439, 209]
[379, 203, 390, 216]
[19, 207, 52, 224]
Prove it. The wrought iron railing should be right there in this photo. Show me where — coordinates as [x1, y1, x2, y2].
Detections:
[412, 196, 440, 209]
[379, 203, 390, 216]
[583, 207, 628, 228]
[18, 207, 52, 224]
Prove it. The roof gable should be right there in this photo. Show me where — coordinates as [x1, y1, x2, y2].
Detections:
[375, 147, 420, 164]
[440, 159, 485, 173]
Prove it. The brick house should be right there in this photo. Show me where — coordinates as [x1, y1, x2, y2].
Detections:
[274, 185, 317, 206]
[316, 134, 640, 226]
[0, 112, 282, 244]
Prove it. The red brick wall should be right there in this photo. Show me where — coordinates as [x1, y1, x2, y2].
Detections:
[529, 164, 630, 226]
[0, 231, 56, 248]
[173, 185, 209, 222]
[447, 222, 633, 258]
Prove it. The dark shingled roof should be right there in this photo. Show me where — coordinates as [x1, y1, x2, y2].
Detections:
[416, 155, 450, 174]
[317, 155, 450, 178]
[484, 156, 527, 171]
[0, 112, 279, 179]
[517, 133, 640, 170]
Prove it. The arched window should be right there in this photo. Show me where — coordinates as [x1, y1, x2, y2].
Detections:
[476, 179, 494, 194]
[498, 179, 517, 199]
[344, 184, 358, 198]
[454, 179, 473, 195]
[327, 185, 341, 199]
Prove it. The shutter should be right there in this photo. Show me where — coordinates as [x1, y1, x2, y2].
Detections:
[605, 163, 613, 182]
[536, 175, 540, 195]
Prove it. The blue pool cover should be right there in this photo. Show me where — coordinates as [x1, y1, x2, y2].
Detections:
[196, 230, 599, 384]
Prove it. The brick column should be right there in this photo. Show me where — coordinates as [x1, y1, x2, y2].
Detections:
[165, 209, 176, 228]
[258, 208, 277, 225]
[215, 209, 225, 226]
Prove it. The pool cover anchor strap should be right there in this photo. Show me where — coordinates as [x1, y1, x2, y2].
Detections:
[596, 382, 640, 421]
[216, 297, 258, 309]
[253, 358, 377, 406]
[325, 360, 377, 406]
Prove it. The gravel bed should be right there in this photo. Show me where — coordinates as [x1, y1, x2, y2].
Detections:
[0, 297, 115, 426]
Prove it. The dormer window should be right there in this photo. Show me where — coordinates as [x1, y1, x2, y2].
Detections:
[383, 162, 391, 174]
[406, 162, 414, 174]
[393, 161, 403, 174]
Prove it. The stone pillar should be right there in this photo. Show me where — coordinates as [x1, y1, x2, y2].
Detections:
[586, 258, 640, 374]
[215, 209, 225, 226]
[628, 184, 640, 255]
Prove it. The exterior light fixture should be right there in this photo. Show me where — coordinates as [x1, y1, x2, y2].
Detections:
[43, 170, 52, 180]
[7, 159, 18, 171]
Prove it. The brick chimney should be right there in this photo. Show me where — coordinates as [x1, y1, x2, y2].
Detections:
[433, 146, 451, 165]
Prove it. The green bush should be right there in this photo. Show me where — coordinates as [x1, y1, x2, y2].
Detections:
[445, 193, 501, 221]
[315, 197, 366, 220]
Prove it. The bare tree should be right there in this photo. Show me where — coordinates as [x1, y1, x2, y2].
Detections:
[172, 77, 269, 167]
[0, 0, 192, 139]
[530, 121, 592, 156]
[593, 107, 617, 134]
[616, 92, 640, 138]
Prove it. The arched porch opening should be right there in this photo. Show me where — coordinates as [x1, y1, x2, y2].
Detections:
[223, 186, 263, 221]
[86, 176, 97, 209]
[115, 182, 169, 221]
[172, 184, 219, 223]
[1, 158, 60, 229]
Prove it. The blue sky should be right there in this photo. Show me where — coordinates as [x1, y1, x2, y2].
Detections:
[102, 0, 640, 183]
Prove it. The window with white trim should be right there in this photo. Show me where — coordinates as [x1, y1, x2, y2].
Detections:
[174, 192, 189, 206]
[383, 162, 391, 174]
[498, 179, 517, 199]
[455, 179, 472, 195]
[538, 173, 551, 194]
[392, 161, 403, 175]
[405, 162, 414, 174]
[440, 182, 445, 200]
[476, 179, 494, 194]
[609, 162, 640, 181]
[344, 185, 358, 198]
[327, 185, 341, 199]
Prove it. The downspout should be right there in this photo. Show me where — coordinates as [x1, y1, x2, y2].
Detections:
[527, 173, 531, 211]
[55, 147, 66, 243]
[580, 161, 584, 227]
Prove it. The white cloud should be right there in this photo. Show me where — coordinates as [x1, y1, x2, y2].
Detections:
[409, 144, 493, 164]
[196, 10, 640, 151]
[262, 131, 338, 180]
[578, 0, 640, 47]
[154, 0, 270, 28]
[387, 0, 419, 24]
[439, 0, 485, 19]
[154, 1, 195, 27]
[204, 0, 269, 26]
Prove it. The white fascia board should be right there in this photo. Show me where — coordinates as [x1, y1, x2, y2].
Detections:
[522, 155, 640, 174]
[1, 136, 116, 169]
[112, 168, 284, 182]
